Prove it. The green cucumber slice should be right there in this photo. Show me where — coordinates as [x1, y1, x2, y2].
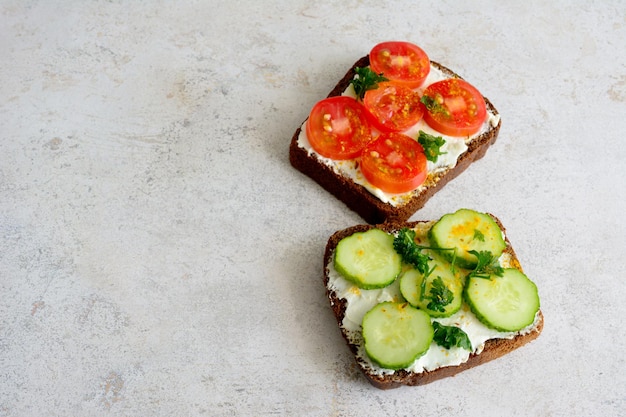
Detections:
[334, 228, 402, 289]
[464, 268, 540, 332]
[399, 258, 464, 318]
[429, 208, 506, 269]
[362, 302, 433, 369]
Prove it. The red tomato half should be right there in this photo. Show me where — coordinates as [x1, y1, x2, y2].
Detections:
[306, 96, 372, 159]
[369, 41, 430, 88]
[363, 81, 424, 133]
[360, 133, 427, 194]
[421, 78, 487, 137]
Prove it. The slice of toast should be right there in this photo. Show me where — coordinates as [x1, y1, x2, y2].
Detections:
[290, 56, 502, 224]
[323, 215, 543, 389]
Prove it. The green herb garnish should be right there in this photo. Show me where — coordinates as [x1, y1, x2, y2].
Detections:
[417, 130, 447, 162]
[393, 228, 431, 274]
[350, 67, 388, 100]
[432, 321, 472, 351]
[425, 276, 454, 313]
[393, 227, 458, 274]
[419, 264, 437, 303]
[472, 229, 485, 242]
[420, 94, 449, 117]
[467, 250, 505, 279]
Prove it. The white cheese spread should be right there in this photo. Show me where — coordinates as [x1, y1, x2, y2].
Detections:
[326, 222, 541, 375]
[297, 65, 501, 207]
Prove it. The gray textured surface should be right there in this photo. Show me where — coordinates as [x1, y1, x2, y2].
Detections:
[1, 1, 625, 416]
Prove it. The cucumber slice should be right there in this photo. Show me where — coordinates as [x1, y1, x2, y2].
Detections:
[362, 302, 433, 369]
[429, 208, 506, 269]
[399, 258, 464, 318]
[465, 268, 540, 332]
[334, 228, 402, 289]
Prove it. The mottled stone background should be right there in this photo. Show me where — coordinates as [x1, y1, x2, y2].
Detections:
[1, 1, 625, 416]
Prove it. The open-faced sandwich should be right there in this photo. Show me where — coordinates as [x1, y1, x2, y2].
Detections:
[290, 42, 501, 224]
[323, 209, 543, 389]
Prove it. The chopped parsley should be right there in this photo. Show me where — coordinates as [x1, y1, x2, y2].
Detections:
[424, 276, 454, 313]
[467, 250, 505, 279]
[432, 321, 472, 351]
[472, 229, 485, 242]
[417, 130, 447, 162]
[420, 94, 449, 117]
[393, 227, 458, 313]
[350, 67, 388, 100]
[393, 228, 431, 274]
[393, 226, 458, 275]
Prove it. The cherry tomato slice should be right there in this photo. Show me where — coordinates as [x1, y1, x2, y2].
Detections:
[369, 41, 430, 88]
[360, 133, 427, 194]
[306, 96, 372, 160]
[421, 78, 487, 137]
[363, 81, 424, 133]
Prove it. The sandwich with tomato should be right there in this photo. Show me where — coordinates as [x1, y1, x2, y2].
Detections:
[289, 41, 501, 224]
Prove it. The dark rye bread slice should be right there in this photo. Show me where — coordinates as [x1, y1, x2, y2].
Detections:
[289, 56, 502, 224]
[323, 215, 543, 390]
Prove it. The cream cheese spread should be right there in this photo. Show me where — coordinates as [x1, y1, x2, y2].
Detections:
[326, 221, 541, 376]
[297, 64, 501, 207]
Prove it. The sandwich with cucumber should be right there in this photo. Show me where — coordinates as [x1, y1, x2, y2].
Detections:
[290, 41, 501, 224]
[324, 209, 543, 389]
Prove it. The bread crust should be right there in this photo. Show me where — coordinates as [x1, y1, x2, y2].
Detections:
[289, 56, 502, 224]
[323, 216, 543, 389]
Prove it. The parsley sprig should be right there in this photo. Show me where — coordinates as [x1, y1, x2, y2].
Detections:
[417, 130, 447, 162]
[393, 228, 458, 313]
[350, 67, 388, 100]
[432, 321, 472, 351]
[393, 228, 432, 274]
[393, 228, 457, 272]
[420, 94, 449, 117]
[424, 276, 454, 313]
[467, 250, 505, 279]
